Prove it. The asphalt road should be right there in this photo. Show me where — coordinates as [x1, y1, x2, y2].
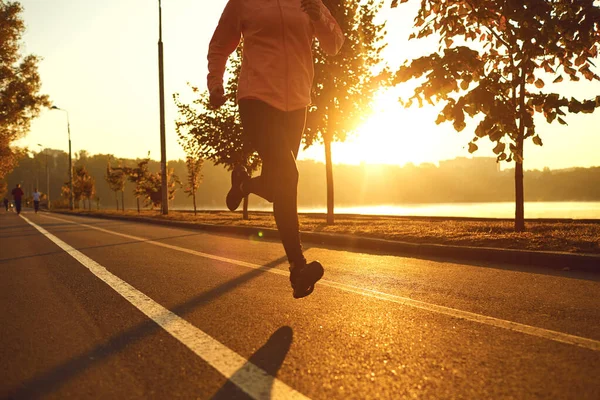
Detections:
[1, 210, 599, 399]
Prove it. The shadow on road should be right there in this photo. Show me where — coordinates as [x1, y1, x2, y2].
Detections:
[210, 326, 294, 400]
[0, 233, 204, 263]
[4, 255, 291, 399]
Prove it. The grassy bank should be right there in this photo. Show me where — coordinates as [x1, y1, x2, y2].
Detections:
[58, 209, 600, 255]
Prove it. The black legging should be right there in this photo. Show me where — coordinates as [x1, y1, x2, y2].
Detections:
[239, 99, 306, 265]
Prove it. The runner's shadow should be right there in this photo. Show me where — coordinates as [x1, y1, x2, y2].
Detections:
[211, 326, 294, 400]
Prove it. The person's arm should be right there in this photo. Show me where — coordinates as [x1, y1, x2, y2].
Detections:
[207, 0, 242, 98]
[310, 1, 344, 55]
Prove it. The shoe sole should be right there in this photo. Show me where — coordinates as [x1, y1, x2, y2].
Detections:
[226, 167, 249, 212]
[293, 264, 324, 299]
[226, 188, 243, 212]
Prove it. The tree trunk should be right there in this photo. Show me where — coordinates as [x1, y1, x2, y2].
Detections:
[514, 139, 525, 232]
[243, 195, 249, 220]
[515, 67, 527, 232]
[121, 191, 125, 212]
[115, 192, 119, 211]
[137, 197, 140, 214]
[324, 137, 334, 225]
[193, 192, 197, 216]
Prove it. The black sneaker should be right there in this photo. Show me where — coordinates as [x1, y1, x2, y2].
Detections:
[290, 261, 324, 299]
[226, 165, 249, 212]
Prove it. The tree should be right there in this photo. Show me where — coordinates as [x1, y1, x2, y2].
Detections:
[60, 182, 71, 208]
[304, 0, 389, 224]
[0, 1, 50, 181]
[123, 158, 152, 213]
[146, 168, 180, 209]
[174, 46, 261, 220]
[72, 165, 95, 210]
[122, 157, 180, 212]
[392, 0, 600, 231]
[184, 155, 203, 215]
[105, 158, 126, 211]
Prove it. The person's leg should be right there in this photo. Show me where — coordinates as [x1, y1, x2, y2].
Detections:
[238, 100, 278, 203]
[271, 107, 306, 266]
[238, 100, 277, 203]
[225, 100, 276, 211]
[239, 99, 323, 298]
[238, 99, 304, 264]
[15, 199, 21, 214]
[34, 201, 39, 213]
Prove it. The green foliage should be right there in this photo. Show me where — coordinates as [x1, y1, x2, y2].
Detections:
[392, 0, 600, 231]
[304, 0, 389, 146]
[121, 158, 152, 202]
[65, 165, 95, 209]
[184, 156, 203, 196]
[174, 46, 260, 174]
[105, 158, 126, 192]
[121, 157, 180, 209]
[184, 154, 203, 215]
[0, 1, 50, 180]
[393, 0, 600, 162]
[105, 157, 126, 210]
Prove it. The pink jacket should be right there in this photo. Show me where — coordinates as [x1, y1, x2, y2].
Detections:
[208, 0, 344, 111]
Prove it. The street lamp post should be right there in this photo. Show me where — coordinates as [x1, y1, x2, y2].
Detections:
[37, 144, 50, 209]
[158, 0, 168, 215]
[34, 153, 39, 191]
[51, 106, 74, 210]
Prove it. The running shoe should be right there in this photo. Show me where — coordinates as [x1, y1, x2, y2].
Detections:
[226, 165, 250, 211]
[290, 260, 324, 299]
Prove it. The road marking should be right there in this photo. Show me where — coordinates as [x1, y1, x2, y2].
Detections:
[20, 215, 309, 400]
[39, 213, 600, 352]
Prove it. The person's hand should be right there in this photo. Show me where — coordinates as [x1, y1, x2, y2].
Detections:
[301, 0, 321, 22]
[209, 86, 227, 109]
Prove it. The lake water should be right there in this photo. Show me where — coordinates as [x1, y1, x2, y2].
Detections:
[279, 202, 600, 219]
[298, 202, 600, 219]
[179, 202, 600, 219]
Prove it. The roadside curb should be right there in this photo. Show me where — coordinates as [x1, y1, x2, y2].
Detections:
[49, 211, 600, 273]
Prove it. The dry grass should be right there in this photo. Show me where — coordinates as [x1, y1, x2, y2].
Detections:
[65, 209, 600, 254]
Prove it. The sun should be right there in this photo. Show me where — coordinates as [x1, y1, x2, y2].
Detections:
[299, 88, 459, 167]
[323, 90, 443, 166]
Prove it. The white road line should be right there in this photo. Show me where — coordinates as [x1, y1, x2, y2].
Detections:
[39, 213, 600, 352]
[20, 215, 309, 400]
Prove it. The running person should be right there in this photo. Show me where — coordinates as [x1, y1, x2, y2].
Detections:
[11, 184, 24, 215]
[33, 189, 41, 213]
[208, 0, 344, 298]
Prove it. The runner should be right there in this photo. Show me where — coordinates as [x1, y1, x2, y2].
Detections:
[11, 184, 24, 215]
[208, 0, 344, 298]
[33, 189, 41, 213]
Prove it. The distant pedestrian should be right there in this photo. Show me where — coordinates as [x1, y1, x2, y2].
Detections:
[208, 0, 344, 298]
[3, 197, 8, 211]
[33, 189, 41, 213]
[11, 184, 24, 215]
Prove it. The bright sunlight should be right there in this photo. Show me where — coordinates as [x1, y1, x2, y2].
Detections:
[300, 89, 462, 166]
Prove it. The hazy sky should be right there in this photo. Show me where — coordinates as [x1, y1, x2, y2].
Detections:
[16, 0, 600, 170]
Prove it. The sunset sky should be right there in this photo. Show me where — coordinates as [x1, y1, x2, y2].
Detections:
[16, 0, 600, 171]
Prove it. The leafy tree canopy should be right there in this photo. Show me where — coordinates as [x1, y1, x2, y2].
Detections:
[0, 1, 50, 179]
